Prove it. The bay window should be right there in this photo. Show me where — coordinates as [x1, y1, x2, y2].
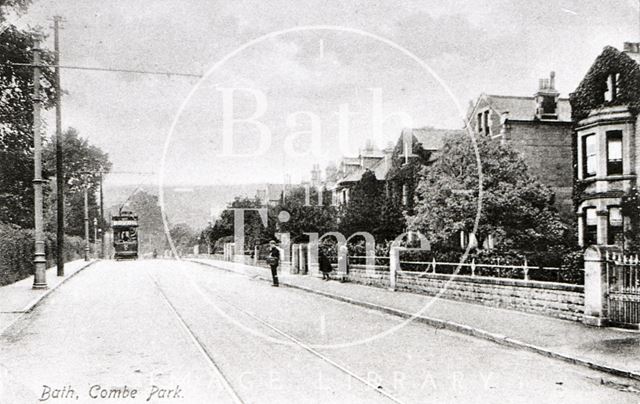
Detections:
[608, 206, 624, 245]
[582, 134, 597, 178]
[584, 207, 597, 246]
[606, 131, 623, 175]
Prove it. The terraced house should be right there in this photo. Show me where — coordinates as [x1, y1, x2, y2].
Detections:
[572, 42, 640, 249]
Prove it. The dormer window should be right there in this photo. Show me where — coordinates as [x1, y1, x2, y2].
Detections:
[541, 95, 556, 115]
[604, 73, 620, 102]
[535, 71, 559, 119]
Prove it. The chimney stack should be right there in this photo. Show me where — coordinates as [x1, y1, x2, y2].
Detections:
[624, 42, 640, 53]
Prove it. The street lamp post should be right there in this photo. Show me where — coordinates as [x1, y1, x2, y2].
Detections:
[32, 37, 47, 290]
[97, 228, 102, 259]
[93, 217, 98, 258]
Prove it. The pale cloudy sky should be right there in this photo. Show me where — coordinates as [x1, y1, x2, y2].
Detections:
[11, 0, 640, 186]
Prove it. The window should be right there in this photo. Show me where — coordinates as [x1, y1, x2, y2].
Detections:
[541, 95, 556, 115]
[584, 207, 597, 246]
[604, 73, 620, 102]
[460, 231, 478, 249]
[582, 134, 597, 178]
[607, 131, 623, 175]
[483, 110, 490, 135]
[608, 206, 624, 245]
[402, 184, 408, 206]
[477, 113, 483, 133]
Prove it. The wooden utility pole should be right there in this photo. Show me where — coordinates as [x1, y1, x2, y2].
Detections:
[99, 172, 104, 258]
[32, 37, 47, 289]
[84, 183, 89, 261]
[54, 15, 65, 276]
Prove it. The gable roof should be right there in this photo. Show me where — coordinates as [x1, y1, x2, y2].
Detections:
[570, 45, 640, 122]
[397, 127, 464, 154]
[469, 93, 571, 123]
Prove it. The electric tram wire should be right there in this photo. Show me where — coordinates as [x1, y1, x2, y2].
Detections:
[3, 62, 203, 78]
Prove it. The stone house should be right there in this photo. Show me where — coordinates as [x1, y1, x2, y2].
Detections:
[331, 141, 392, 205]
[571, 42, 640, 248]
[385, 127, 462, 214]
[466, 73, 574, 220]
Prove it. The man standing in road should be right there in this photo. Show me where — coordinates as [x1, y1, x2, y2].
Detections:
[267, 240, 280, 287]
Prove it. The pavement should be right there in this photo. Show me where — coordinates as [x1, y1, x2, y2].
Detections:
[2, 259, 639, 403]
[0, 259, 96, 335]
[188, 257, 640, 382]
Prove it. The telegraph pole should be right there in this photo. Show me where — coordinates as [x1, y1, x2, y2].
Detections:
[32, 37, 47, 289]
[84, 183, 90, 261]
[54, 15, 65, 276]
[99, 172, 104, 258]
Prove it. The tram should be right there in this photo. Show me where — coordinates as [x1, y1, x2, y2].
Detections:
[112, 209, 139, 260]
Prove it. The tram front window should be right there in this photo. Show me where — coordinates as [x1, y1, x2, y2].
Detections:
[117, 229, 137, 243]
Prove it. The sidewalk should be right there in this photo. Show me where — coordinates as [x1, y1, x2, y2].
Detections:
[189, 257, 640, 382]
[0, 259, 96, 334]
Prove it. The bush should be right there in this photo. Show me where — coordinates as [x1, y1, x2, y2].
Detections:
[0, 223, 84, 286]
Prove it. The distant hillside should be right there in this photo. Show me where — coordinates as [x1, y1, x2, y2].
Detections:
[103, 183, 270, 230]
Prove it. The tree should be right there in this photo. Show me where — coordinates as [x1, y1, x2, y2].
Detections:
[43, 128, 112, 237]
[408, 133, 571, 257]
[169, 223, 196, 255]
[126, 190, 165, 255]
[206, 197, 268, 252]
[0, 4, 57, 227]
[339, 170, 385, 241]
[273, 186, 337, 243]
[377, 196, 405, 242]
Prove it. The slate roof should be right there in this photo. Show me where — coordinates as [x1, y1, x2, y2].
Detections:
[337, 159, 390, 185]
[408, 127, 463, 150]
[473, 94, 572, 122]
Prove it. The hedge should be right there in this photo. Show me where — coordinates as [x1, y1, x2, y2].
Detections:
[0, 223, 84, 286]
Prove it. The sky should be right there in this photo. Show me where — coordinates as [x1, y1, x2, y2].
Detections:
[10, 0, 640, 187]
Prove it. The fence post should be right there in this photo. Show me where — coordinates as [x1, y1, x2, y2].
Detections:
[583, 245, 620, 327]
[390, 246, 402, 291]
[299, 244, 307, 275]
[432, 257, 437, 274]
[277, 233, 291, 274]
[253, 245, 259, 266]
[471, 258, 476, 277]
[523, 257, 529, 281]
[307, 242, 320, 277]
[337, 244, 348, 282]
[291, 243, 300, 274]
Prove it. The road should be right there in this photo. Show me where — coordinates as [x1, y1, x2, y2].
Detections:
[1, 259, 639, 403]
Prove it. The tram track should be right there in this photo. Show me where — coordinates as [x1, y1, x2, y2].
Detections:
[198, 282, 407, 404]
[147, 271, 246, 404]
[148, 264, 406, 404]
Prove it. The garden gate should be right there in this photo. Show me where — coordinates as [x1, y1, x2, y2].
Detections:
[606, 253, 640, 328]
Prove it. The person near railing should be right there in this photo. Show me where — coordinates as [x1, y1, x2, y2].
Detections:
[266, 240, 280, 287]
[319, 247, 332, 280]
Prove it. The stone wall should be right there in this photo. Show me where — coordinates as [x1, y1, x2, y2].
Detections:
[346, 264, 390, 289]
[347, 265, 584, 321]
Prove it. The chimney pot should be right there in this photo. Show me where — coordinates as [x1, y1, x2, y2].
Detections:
[550, 71, 555, 89]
